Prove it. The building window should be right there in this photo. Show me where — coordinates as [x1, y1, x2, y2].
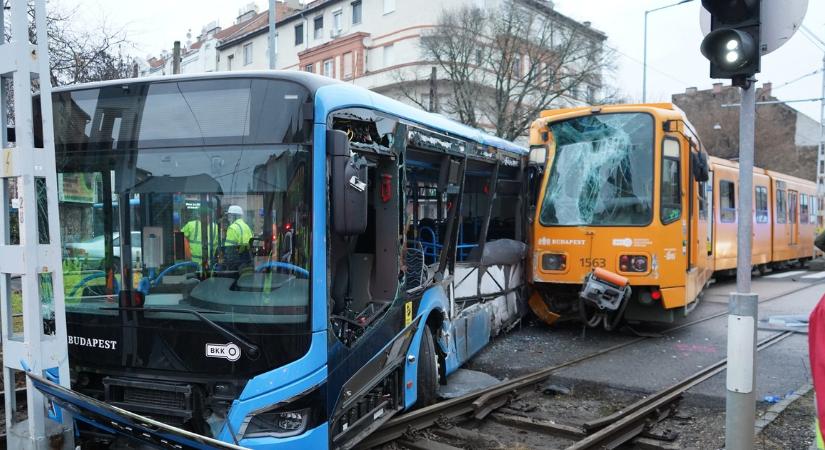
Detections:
[776, 188, 787, 224]
[295, 23, 304, 45]
[243, 43, 253, 66]
[352, 0, 362, 24]
[383, 44, 394, 67]
[333, 10, 343, 34]
[323, 58, 334, 78]
[227, 54, 234, 71]
[720, 180, 736, 223]
[383, 0, 395, 14]
[314, 16, 324, 40]
[304, 63, 313, 73]
[660, 139, 681, 224]
[343, 52, 353, 79]
[755, 186, 769, 223]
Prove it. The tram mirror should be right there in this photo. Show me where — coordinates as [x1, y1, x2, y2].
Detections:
[691, 151, 710, 183]
[328, 129, 368, 236]
[529, 146, 547, 166]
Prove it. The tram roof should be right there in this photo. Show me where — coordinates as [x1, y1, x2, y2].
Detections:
[54, 70, 527, 155]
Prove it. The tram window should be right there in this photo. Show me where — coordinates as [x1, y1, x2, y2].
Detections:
[660, 139, 681, 225]
[812, 198, 819, 225]
[720, 180, 736, 223]
[755, 186, 769, 223]
[801, 194, 809, 224]
[776, 189, 787, 224]
[789, 191, 798, 224]
[698, 181, 707, 220]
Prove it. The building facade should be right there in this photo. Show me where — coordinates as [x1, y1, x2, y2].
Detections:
[139, 0, 606, 133]
[672, 82, 819, 181]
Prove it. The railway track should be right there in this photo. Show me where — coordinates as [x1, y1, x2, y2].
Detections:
[359, 278, 822, 449]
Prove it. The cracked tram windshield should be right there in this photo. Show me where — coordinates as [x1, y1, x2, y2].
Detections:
[540, 113, 654, 226]
[54, 78, 312, 332]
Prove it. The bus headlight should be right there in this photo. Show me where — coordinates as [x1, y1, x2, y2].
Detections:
[244, 408, 310, 438]
[239, 383, 326, 439]
[542, 253, 566, 271]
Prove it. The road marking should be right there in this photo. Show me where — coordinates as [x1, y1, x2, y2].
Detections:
[801, 271, 825, 280]
[764, 270, 807, 279]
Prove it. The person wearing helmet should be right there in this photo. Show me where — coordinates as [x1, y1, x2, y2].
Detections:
[224, 205, 253, 267]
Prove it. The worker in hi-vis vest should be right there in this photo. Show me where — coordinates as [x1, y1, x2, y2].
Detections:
[223, 205, 253, 267]
[181, 213, 219, 267]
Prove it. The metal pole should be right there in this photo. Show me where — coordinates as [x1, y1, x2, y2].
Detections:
[725, 79, 757, 450]
[818, 53, 825, 230]
[642, 10, 648, 103]
[268, 0, 277, 70]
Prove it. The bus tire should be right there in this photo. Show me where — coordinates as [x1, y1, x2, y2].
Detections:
[416, 326, 438, 407]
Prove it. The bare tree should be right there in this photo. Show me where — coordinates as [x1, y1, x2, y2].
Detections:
[407, 0, 614, 141]
[3, 1, 133, 127]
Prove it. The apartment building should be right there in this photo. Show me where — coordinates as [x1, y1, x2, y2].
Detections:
[140, 0, 606, 124]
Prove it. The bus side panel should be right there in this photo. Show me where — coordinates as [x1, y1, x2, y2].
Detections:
[403, 285, 451, 410]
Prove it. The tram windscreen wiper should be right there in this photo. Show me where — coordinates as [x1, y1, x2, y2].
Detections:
[99, 306, 260, 359]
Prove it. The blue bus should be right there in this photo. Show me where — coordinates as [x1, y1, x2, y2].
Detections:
[31, 71, 529, 449]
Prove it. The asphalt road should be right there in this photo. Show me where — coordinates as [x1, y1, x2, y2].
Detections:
[467, 270, 823, 407]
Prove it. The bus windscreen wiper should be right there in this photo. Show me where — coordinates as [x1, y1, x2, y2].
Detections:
[99, 306, 260, 359]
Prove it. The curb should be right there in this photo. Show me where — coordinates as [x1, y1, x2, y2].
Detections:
[754, 383, 813, 434]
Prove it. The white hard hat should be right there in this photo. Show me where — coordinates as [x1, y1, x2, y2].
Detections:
[228, 205, 244, 216]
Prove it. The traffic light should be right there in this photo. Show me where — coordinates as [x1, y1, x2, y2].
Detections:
[700, 0, 761, 87]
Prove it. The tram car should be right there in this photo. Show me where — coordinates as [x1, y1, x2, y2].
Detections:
[527, 103, 817, 329]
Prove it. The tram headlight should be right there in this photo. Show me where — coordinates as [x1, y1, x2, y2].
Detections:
[542, 253, 566, 271]
[619, 255, 648, 273]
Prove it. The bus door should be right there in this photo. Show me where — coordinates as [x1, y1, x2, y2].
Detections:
[789, 190, 799, 245]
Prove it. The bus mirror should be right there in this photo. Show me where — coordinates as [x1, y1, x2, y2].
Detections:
[529, 146, 546, 166]
[691, 151, 709, 183]
[328, 130, 368, 236]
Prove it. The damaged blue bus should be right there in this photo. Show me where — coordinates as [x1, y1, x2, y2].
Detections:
[30, 71, 529, 449]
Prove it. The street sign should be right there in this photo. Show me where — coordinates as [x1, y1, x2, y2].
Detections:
[701, 0, 808, 55]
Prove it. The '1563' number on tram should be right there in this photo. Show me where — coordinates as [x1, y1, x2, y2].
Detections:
[580, 257, 606, 268]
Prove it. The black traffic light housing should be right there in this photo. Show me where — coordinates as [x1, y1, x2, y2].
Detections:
[700, 0, 761, 87]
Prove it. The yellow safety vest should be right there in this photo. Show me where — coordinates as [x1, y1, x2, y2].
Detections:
[181, 220, 219, 264]
[225, 219, 253, 250]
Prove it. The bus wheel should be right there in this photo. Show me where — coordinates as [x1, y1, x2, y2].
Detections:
[416, 326, 439, 407]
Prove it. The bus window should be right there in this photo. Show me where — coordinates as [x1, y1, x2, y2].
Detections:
[720, 180, 736, 223]
[660, 138, 681, 224]
[776, 189, 787, 224]
[755, 186, 769, 223]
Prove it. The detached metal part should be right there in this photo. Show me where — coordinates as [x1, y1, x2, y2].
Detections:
[579, 268, 631, 311]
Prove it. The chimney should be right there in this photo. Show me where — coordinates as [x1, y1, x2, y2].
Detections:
[686, 87, 697, 94]
[712, 82, 723, 94]
[172, 41, 181, 74]
[583, 21, 591, 27]
[761, 82, 772, 98]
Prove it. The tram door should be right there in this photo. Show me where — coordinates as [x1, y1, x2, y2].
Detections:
[789, 190, 799, 245]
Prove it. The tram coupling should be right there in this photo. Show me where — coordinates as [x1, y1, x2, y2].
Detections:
[578, 268, 632, 330]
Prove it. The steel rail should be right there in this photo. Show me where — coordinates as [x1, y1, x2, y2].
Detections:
[359, 280, 820, 449]
[566, 330, 793, 450]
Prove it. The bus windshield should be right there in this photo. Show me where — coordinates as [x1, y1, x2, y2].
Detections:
[539, 112, 654, 226]
[54, 78, 312, 329]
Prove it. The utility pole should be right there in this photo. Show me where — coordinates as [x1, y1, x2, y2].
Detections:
[269, 0, 278, 70]
[172, 41, 181, 75]
[1, 0, 73, 448]
[429, 67, 438, 113]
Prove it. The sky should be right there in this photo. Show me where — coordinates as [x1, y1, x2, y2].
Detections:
[60, 0, 825, 120]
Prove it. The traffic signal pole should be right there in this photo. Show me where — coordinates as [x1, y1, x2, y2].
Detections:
[725, 79, 757, 450]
